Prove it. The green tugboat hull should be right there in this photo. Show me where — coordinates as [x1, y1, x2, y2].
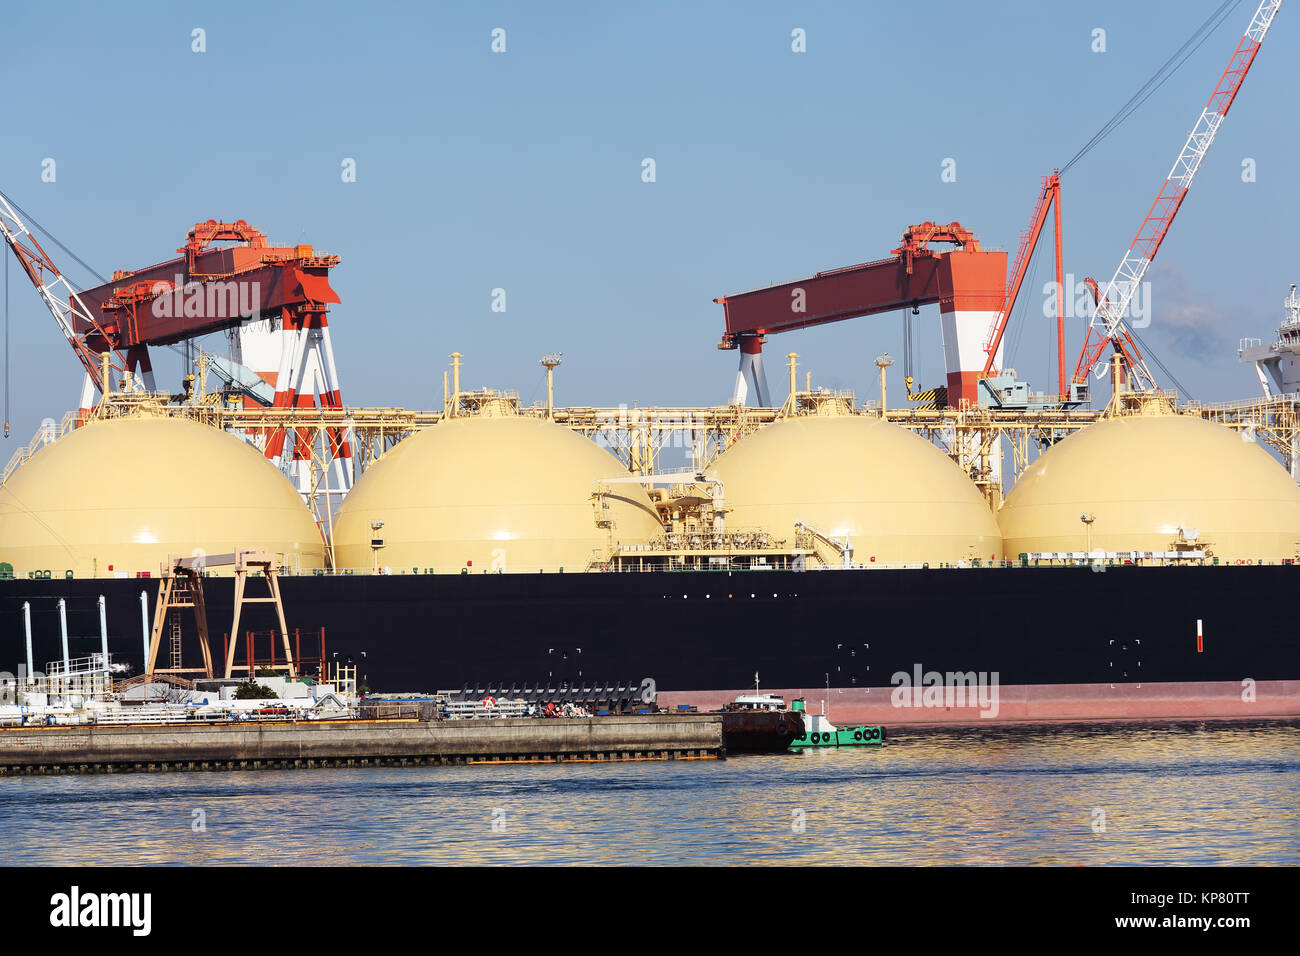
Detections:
[790, 725, 885, 749]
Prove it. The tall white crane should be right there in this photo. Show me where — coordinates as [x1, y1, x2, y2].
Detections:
[1072, 0, 1282, 393]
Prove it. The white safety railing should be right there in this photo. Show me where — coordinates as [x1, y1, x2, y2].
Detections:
[1, 411, 79, 486]
[442, 698, 529, 720]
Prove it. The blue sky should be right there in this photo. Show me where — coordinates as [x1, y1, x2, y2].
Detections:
[1, 0, 1296, 445]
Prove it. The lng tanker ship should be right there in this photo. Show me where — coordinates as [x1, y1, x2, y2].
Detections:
[2, 0, 1294, 727]
[2, 380, 1298, 726]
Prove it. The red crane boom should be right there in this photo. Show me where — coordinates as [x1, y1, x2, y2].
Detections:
[980, 172, 1066, 400]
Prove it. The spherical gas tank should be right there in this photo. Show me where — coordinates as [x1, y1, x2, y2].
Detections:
[332, 416, 663, 573]
[999, 411, 1300, 562]
[709, 415, 1001, 566]
[0, 416, 324, 577]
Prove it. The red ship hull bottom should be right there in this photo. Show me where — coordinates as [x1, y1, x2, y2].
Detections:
[659, 680, 1300, 728]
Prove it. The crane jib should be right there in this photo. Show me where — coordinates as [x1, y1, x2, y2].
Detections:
[1077, 0, 1281, 389]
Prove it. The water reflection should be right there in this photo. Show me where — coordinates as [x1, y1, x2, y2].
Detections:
[2, 720, 1297, 865]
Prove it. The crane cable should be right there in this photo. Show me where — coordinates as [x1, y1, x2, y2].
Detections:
[1059, 0, 1243, 176]
[1055, 0, 1240, 400]
[1130, 325, 1194, 398]
[4, 248, 9, 437]
[902, 308, 914, 383]
[0, 188, 110, 286]
[1006, 236, 1046, 370]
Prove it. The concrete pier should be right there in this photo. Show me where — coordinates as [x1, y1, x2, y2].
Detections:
[0, 715, 724, 774]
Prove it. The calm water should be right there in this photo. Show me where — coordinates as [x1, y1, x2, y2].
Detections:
[2, 721, 1297, 865]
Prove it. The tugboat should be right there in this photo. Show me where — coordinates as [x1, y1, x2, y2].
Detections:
[717, 680, 805, 754]
[788, 698, 884, 749]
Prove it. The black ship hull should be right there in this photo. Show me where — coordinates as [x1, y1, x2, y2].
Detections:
[2, 565, 1297, 725]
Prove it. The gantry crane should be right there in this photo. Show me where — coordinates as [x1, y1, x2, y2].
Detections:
[714, 222, 1006, 407]
[1072, 0, 1282, 396]
[0, 201, 353, 492]
[72, 219, 353, 486]
[147, 549, 295, 680]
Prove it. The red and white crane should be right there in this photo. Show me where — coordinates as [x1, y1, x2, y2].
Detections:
[714, 222, 1006, 407]
[1072, 0, 1282, 394]
[0, 198, 353, 494]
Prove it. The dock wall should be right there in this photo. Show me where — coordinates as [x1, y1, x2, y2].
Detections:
[0, 714, 724, 774]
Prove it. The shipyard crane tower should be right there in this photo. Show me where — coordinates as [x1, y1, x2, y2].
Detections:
[1072, 0, 1281, 397]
